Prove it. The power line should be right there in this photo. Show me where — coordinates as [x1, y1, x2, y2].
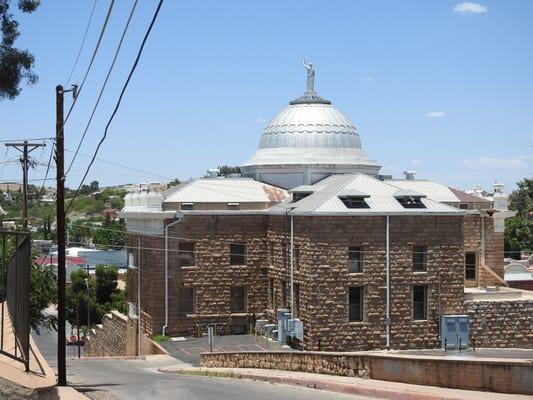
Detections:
[62, 0, 116, 127]
[65, 0, 100, 86]
[67, 0, 165, 213]
[40, 139, 55, 192]
[66, 0, 139, 176]
[65, 148, 172, 180]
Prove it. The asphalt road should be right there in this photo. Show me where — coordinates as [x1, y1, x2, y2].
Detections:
[32, 324, 372, 400]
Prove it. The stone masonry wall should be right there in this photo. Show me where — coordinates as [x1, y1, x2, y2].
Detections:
[85, 311, 132, 357]
[467, 300, 533, 348]
[464, 214, 505, 288]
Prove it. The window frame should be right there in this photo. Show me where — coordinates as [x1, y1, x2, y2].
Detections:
[339, 196, 370, 209]
[348, 286, 364, 322]
[178, 241, 196, 268]
[413, 285, 427, 321]
[229, 243, 247, 265]
[178, 287, 196, 314]
[465, 252, 477, 280]
[412, 246, 428, 272]
[348, 246, 363, 273]
[230, 286, 247, 313]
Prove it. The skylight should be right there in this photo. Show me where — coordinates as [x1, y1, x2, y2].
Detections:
[339, 196, 370, 209]
[395, 196, 426, 209]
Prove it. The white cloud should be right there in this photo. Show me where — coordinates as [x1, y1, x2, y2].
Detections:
[362, 77, 374, 82]
[255, 117, 266, 124]
[426, 111, 447, 118]
[453, 2, 488, 14]
[462, 155, 532, 169]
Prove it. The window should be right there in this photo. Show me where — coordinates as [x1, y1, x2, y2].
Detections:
[178, 242, 195, 267]
[459, 203, 469, 210]
[292, 192, 311, 202]
[230, 243, 246, 265]
[465, 252, 477, 280]
[412, 246, 427, 272]
[348, 286, 363, 322]
[413, 285, 427, 320]
[128, 252, 136, 267]
[181, 202, 194, 210]
[269, 278, 275, 308]
[179, 287, 195, 314]
[339, 196, 370, 209]
[294, 246, 300, 270]
[396, 196, 426, 209]
[230, 286, 246, 312]
[227, 202, 240, 210]
[348, 247, 363, 273]
[294, 283, 300, 318]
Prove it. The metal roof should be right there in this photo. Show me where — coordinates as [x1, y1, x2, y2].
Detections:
[271, 174, 462, 215]
[448, 187, 491, 203]
[163, 178, 288, 204]
[385, 180, 460, 203]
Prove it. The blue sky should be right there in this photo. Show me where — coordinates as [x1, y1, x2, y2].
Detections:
[1, 0, 532, 192]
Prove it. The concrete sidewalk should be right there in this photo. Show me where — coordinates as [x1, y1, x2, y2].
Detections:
[158, 365, 531, 400]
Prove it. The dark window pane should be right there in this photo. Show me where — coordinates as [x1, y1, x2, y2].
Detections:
[465, 252, 476, 280]
[348, 286, 363, 322]
[179, 288, 195, 314]
[396, 196, 426, 209]
[230, 243, 246, 265]
[230, 286, 246, 312]
[340, 196, 370, 209]
[348, 247, 363, 273]
[412, 246, 427, 271]
[413, 285, 427, 320]
[179, 242, 195, 267]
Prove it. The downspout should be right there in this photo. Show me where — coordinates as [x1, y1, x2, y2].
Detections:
[137, 237, 141, 357]
[290, 213, 294, 319]
[162, 217, 183, 337]
[386, 215, 391, 350]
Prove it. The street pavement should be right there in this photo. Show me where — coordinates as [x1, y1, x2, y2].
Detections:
[32, 325, 374, 400]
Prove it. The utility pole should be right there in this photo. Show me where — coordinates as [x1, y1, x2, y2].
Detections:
[56, 84, 77, 386]
[4, 141, 46, 228]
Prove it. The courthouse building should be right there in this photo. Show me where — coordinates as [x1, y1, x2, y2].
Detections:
[120, 65, 517, 351]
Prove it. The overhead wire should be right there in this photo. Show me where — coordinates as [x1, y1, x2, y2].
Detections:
[66, 0, 139, 176]
[65, 0, 100, 86]
[62, 0, 116, 127]
[67, 0, 165, 213]
[40, 139, 55, 192]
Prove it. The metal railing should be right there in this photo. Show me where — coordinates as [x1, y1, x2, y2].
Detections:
[0, 231, 31, 372]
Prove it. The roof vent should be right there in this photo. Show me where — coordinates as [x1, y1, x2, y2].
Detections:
[394, 189, 427, 209]
[403, 170, 416, 180]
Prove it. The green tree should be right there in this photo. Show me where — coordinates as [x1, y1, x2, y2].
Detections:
[0, 0, 40, 100]
[30, 263, 57, 333]
[218, 165, 241, 176]
[95, 265, 117, 304]
[505, 177, 533, 258]
[167, 178, 181, 187]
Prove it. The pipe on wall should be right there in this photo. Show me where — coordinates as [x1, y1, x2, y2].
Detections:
[162, 217, 183, 337]
[386, 215, 391, 350]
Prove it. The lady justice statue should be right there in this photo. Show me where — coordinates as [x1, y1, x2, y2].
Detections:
[302, 60, 315, 93]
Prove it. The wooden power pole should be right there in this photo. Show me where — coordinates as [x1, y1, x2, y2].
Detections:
[4, 140, 46, 228]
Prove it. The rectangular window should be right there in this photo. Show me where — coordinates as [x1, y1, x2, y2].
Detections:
[181, 202, 194, 210]
[396, 196, 426, 209]
[292, 192, 311, 202]
[281, 280, 287, 307]
[412, 246, 427, 272]
[348, 286, 363, 322]
[339, 196, 370, 209]
[459, 203, 469, 210]
[413, 285, 427, 320]
[230, 286, 246, 312]
[348, 247, 363, 273]
[230, 243, 246, 265]
[465, 252, 477, 280]
[294, 283, 300, 318]
[178, 242, 196, 267]
[179, 287, 195, 314]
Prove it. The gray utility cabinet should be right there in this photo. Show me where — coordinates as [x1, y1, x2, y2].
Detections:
[441, 315, 469, 350]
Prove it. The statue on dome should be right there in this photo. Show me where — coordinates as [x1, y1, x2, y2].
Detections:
[302, 60, 315, 92]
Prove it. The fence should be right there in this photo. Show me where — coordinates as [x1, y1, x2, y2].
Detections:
[0, 231, 31, 372]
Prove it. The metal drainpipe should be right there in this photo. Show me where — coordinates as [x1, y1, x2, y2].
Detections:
[290, 213, 294, 319]
[480, 210, 486, 272]
[137, 237, 141, 357]
[162, 217, 183, 337]
[386, 215, 391, 350]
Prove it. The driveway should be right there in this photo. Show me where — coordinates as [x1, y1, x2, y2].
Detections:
[32, 325, 370, 400]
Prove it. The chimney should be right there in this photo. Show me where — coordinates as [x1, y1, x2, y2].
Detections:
[403, 170, 416, 180]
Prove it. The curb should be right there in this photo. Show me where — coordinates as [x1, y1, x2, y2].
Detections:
[157, 368, 469, 400]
